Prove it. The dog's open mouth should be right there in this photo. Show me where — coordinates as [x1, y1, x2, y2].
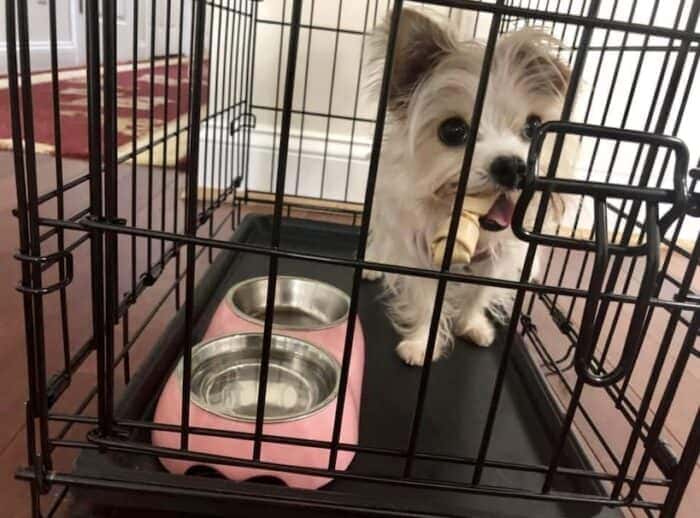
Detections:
[479, 194, 515, 232]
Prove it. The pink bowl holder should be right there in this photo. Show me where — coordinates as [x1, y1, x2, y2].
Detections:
[153, 299, 366, 489]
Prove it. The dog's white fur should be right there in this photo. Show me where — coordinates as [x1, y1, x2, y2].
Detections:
[363, 10, 578, 365]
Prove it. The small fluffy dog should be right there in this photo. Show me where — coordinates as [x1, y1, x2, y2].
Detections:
[363, 9, 577, 365]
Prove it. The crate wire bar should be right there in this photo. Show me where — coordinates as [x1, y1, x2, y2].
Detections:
[6, 0, 700, 516]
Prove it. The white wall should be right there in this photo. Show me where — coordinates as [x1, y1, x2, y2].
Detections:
[197, 0, 699, 240]
[555, 0, 700, 241]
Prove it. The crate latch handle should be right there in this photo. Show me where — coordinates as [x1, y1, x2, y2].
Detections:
[511, 120, 690, 388]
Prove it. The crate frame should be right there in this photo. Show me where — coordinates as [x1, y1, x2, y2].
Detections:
[5, 0, 700, 516]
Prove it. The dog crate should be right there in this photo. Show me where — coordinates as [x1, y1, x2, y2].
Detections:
[6, 0, 699, 516]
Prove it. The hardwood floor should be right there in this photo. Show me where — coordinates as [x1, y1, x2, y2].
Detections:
[0, 151, 220, 517]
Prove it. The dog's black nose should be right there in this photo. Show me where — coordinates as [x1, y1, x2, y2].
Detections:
[489, 155, 526, 189]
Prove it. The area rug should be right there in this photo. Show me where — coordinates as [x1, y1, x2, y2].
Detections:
[0, 57, 208, 169]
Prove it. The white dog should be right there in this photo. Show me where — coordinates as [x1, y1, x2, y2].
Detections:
[363, 9, 577, 365]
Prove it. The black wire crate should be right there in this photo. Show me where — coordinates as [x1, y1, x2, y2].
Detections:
[6, 0, 699, 517]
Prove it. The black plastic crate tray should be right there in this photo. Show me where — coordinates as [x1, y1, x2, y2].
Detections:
[74, 214, 619, 518]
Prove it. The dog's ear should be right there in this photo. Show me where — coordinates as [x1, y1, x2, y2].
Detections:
[496, 28, 570, 97]
[368, 9, 455, 112]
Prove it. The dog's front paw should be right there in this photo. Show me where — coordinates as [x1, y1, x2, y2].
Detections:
[456, 312, 495, 347]
[362, 269, 383, 282]
[396, 338, 447, 365]
[396, 339, 429, 366]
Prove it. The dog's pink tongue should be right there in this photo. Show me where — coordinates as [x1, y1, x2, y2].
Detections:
[484, 194, 515, 228]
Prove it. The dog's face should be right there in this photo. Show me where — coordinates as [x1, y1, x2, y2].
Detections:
[370, 10, 574, 250]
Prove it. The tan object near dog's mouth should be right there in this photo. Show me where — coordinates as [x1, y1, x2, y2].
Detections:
[431, 191, 503, 268]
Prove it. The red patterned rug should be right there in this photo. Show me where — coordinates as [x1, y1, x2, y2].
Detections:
[0, 58, 208, 168]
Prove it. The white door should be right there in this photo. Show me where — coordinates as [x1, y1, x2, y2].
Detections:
[0, 0, 84, 72]
[75, 0, 153, 63]
[154, 0, 191, 57]
[0, 1, 191, 73]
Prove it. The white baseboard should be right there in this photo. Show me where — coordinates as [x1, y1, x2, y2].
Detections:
[197, 119, 371, 204]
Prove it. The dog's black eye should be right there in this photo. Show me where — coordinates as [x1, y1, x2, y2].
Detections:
[521, 114, 542, 140]
[438, 117, 469, 147]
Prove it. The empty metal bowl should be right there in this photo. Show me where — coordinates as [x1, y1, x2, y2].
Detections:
[226, 276, 350, 330]
[177, 333, 341, 423]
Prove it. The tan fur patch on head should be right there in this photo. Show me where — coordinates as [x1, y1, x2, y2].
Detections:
[495, 28, 571, 97]
[368, 9, 456, 113]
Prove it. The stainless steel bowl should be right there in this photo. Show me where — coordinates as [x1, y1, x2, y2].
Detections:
[226, 276, 350, 331]
[177, 333, 341, 423]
